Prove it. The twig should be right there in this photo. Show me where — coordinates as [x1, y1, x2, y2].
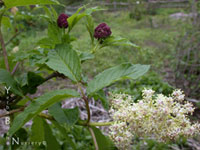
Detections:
[11, 62, 20, 75]
[0, 106, 25, 118]
[44, 72, 64, 82]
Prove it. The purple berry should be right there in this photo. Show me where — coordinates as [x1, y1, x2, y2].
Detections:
[57, 13, 69, 28]
[94, 23, 112, 39]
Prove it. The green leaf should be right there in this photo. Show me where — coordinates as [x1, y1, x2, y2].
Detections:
[0, 137, 6, 145]
[86, 15, 94, 44]
[90, 126, 113, 150]
[4, 0, 59, 9]
[68, 6, 103, 32]
[51, 120, 76, 149]
[2, 16, 11, 29]
[37, 37, 55, 48]
[22, 72, 45, 94]
[46, 44, 82, 82]
[63, 107, 79, 126]
[49, 102, 79, 126]
[9, 89, 80, 136]
[93, 90, 109, 110]
[79, 52, 94, 62]
[67, 6, 84, 32]
[43, 119, 60, 150]
[0, 69, 23, 96]
[50, 5, 58, 20]
[31, 116, 45, 142]
[87, 63, 150, 95]
[11, 128, 28, 150]
[48, 23, 62, 44]
[48, 102, 68, 124]
[42, 6, 58, 22]
[101, 36, 139, 49]
[127, 65, 151, 79]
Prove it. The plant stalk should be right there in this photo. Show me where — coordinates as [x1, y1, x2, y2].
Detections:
[89, 127, 99, 150]
[78, 84, 91, 124]
[0, 20, 10, 72]
[0, 106, 26, 118]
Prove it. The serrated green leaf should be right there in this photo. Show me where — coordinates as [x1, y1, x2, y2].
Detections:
[49, 103, 79, 126]
[46, 44, 82, 82]
[43, 119, 60, 150]
[90, 127, 114, 150]
[9, 89, 80, 136]
[4, 0, 59, 9]
[48, 23, 62, 44]
[87, 63, 150, 95]
[101, 36, 139, 48]
[0, 69, 23, 96]
[31, 116, 44, 142]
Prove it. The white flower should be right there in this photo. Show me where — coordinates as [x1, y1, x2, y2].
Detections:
[108, 89, 200, 149]
[172, 89, 185, 101]
[12, 46, 19, 53]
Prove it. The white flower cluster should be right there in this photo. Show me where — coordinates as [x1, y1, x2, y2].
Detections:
[108, 89, 200, 150]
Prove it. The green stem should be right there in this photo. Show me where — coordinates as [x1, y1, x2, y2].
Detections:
[0, 10, 10, 72]
[91, 42, 100, 54]
[77, 120, 114, 126]
[89, 121, 113, 126]
[78, 84, 91, 124]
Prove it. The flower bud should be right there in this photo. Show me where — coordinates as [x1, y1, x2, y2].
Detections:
[94, 23, 112, 39]
[11, 7, 18, 15]
[57, 13, 69, 28]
